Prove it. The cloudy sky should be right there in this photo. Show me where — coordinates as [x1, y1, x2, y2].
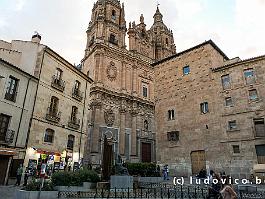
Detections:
[0, 0, 265, 64]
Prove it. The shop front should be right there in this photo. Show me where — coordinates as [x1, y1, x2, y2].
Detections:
[25, 147, 79, 177]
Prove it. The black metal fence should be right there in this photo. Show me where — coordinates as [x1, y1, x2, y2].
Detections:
[58, 187, 265, 199]
[58, 187, 207, 198]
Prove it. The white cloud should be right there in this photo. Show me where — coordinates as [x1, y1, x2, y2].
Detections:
[1, 0, 265, 63]
[15, 0, 26, 11]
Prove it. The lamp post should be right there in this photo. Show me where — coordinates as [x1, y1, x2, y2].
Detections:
[0, 75, 4, 79]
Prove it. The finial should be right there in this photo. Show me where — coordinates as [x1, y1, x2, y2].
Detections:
[140, 14, 144, 23]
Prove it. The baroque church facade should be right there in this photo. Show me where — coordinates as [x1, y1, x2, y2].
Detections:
[83, 0, 265, 179]
[82, 0, 175, 166]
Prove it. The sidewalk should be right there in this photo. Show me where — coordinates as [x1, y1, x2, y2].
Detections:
[0, 185, 21, 199]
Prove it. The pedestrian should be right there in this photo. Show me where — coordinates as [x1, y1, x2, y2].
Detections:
[15, 164, 23, 186]
[220, 176, 237, 199]
[163, 165, 167, 180]
[23, 167, 29, 186]
[166, 165, 169, 180]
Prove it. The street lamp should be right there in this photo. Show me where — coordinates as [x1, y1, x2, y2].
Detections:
[0, 75, 4, 79]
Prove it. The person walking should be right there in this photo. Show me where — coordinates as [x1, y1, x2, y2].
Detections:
[15, 164, 23, 186]
[23, 167, 29, 186]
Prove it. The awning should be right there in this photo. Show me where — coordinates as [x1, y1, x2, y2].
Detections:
[0, 147, 17, 156]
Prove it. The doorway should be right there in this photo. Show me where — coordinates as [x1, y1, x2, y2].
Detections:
[0, 156, 10, 185]
[141, 142, 152, 163]
[190, 150, 206, 175]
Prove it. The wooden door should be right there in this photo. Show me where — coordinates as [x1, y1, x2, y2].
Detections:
[190, 150, 206, 175]
[0, 156, 9, 185]
[141, 143, 151, 163]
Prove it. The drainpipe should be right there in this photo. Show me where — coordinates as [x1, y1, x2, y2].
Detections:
[78, 79, 88, 163]
[15, 77, 31, 147]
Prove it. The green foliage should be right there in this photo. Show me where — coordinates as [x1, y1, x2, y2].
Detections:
[125, 163, 161, 177]
[51, 169, 100, 186]
[24, 179, 54, 191]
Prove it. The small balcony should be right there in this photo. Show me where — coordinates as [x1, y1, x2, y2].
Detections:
[68, 117, 80, 130]
[4, 92, 17, 102]
[72, 88, 83, 101]
[0, 129, 15, 145]
[51, 75, 65, 92]
[46, 108, 61, 123]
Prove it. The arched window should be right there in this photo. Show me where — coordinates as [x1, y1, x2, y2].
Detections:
[67, 134, 75, 150]
[71, 106, 78, 122]
[74, 80, 80, 91]
[109, 34, 117, 45]
[49, 96, 59, 114]
[144, 120, 149, 131]
[166, 38, 169, 46]
[55, 68, 63, 80]
[111, 10, 116, 20]
[44, 128, 54, 143]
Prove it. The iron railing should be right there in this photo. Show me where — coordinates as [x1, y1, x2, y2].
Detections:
[57, 186, 265, 199]
[68, 117, 80, 129]
[51, 75, 65, 92]
[72, 88, 83, 101]
[0, 129, 15, 144]
[46, 107, 61, 123]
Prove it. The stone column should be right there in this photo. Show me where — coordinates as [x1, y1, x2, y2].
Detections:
[119, 110, 126, 156]
[94, 53, 100, 82]
[132, 65, 137, 95]
[91, 104, 102, 153]
[131, 112, 137, 156]
[99, 51, 104, 83]
[121, 61, 126, 90]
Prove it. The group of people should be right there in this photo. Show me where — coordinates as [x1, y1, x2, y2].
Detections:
[15, 164, 30, 186]
[207, 170, 237, 199]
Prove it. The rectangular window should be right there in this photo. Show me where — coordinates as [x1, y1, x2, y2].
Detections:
[225, 97, 233, 107]
[0, 114, 11, 142]
[143, 86, 148, 97]
[232, 145, 240, 153]
[167, 131, 179, 141]
[255, 145, 265, 164]
[168, 110, 175, 120]
[183, 66, 190, 75]
[5, 76, 19, 102]
[244, 68, 256, 85]
[249, 89, 258, 101]
[228, 120, 237, 130]
[254, 118, 265, 137]
[200, 102, 209, 114]
[221, 75, 231, 90]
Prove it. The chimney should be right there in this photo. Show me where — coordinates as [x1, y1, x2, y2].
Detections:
[31, 32, 41, 43]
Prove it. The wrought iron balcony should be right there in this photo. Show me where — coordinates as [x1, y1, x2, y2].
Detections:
[4, 91, 18, 102]
[0, 129, 15, 145]
[72, 88, 83, 101]
[51, 75, 65, 92]
[68, 117, 80, 129]
[46, 108, 61, 123]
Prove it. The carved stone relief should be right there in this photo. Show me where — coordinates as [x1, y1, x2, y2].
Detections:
[107, 61, 117, 81]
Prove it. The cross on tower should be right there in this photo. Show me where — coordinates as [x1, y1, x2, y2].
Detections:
[157, 2, 160, 7]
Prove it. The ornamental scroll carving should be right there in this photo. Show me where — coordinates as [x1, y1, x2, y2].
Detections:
[104, 109, 115, 127]
[107, 61, 117, 81]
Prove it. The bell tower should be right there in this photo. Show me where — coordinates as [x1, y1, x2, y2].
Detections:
[84, 0, 126, 58]
[149, 6, 176, 61]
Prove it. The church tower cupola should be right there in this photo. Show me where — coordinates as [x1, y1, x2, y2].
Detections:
[153, 6, 163, 23]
